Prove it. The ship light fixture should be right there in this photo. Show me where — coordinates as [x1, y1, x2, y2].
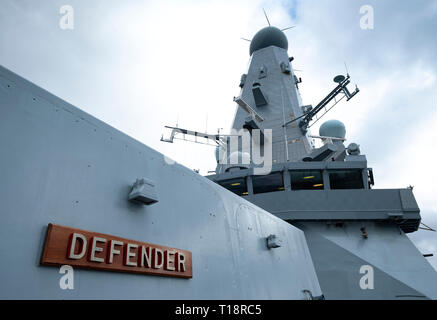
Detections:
[361, 227, 368, 239]
[128, 178, 158, 205]
[266, 234, 282, 249]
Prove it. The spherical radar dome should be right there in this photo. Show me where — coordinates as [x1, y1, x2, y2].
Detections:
[319, 120, 346, 139]
[228, 151, 251, 165]
[249, 26, 288, 55]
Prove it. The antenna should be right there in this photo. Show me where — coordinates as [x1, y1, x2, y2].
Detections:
[160, 125, 240, 147]
[283, 73, 360, 132]
[281, 26, 296, 31]
[240, 37, 251, 42]
[263, 8, 271, 26]
[419, 222, 436, 232]
[344, 61, 350, 77]
[344, 61, 359, 92]
[205, 113, 208, 133]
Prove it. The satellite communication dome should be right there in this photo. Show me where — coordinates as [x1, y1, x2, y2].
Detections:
[250, 26, 288, 55]
[347, 143, 360, 155]
[228, 151, 251, 166]
[319, 120, 346, 139]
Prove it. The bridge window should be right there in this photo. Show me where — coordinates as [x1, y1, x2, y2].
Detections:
[329, 170, 364, 189]
[218, 178, 248, 196]
[252, 172, 284, 194]
[290, 170, 324, 190]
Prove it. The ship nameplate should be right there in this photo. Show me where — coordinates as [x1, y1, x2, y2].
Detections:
[41, 223, 192, 278]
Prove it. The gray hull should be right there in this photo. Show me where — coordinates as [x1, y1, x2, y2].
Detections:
[295, 221, 437, 299]
[0, 65, 321, 299]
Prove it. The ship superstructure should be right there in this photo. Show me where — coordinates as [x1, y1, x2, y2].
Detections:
[199, 25, 437, 299]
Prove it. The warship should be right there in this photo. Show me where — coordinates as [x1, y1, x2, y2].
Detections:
[0, 19, 436, 300]
[162, 24, 437, 299]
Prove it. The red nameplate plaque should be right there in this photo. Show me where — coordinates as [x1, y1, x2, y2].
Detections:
[41, 223, 192, 278]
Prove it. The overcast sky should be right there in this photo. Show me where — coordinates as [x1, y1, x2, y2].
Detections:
[1, 0, 436, 270]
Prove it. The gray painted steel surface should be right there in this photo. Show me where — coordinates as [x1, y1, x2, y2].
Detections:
[0, 65, 322, 299]
[245, 189, 421, 233]
[217, 45, 313, 173]
[294, 221, 437, 299]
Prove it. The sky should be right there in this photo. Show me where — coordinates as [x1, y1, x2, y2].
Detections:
[1, 0, 436, 270]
